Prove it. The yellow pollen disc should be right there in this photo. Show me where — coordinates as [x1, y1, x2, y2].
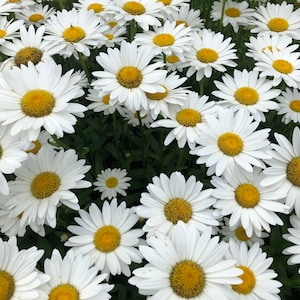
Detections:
[170, 260, 205, 298]
[287, 157, 300, 186]
[272, 59, 293, 74]
[48, 284, 79, 300]
[108, 21, 117, 28]
[9, 0, 20, 2]
[176, 108, 202, 127]
[235, 183, 260, 208]
[63, 26, 86, 43]
[102, 94, 110, 104]
[26, 140, 42, 154]
[0, 270, 15, 300]
[176, 20, 188, 27]
[164, 198, 192, 224]
[262, 45, 280, 53]
[104, 33, 113, 40]
[0, 29, 6, 38]
[235, 226, 250, 241]
[117, 66, 142, 88]
[105, 176, 118, 188]
[87, 3, 104, 13]
[166, 54, 180, 64]
[123, 1, 145, 15]
[29, 13, 44, 22]
[94, 225, 121, 252]
[218, 132, 243, 156]
[146, 85, 168, 100]
[15, 47, 43, 66]
[268, 17, 289, 32]
[225, 7, 241, 18]
[289, 100, 300, 112]
[134, 111, 147, 119]
[153, 33, 175, 47]
[232, 265, 256, 294]
[31, 171, 61, 199]
[21, 89, 55, 118]
[157, 0, 171, 5]
[197, 48, 218, 63]
[234, 87, 259, 105]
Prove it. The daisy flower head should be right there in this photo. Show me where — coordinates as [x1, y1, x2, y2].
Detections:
[129, 221, 243, 299]
[211, 0, 255, 33]
[6, 146, 91, 230]
[65, 199, 144, 277]
[41, 249, 114, 299]
[0, 0, 20, 15]
[0, 236, 49, 299]
[0, 60, 86, 141]
[0, 17, 23, 45]
[184, 29, 237, 81]
[250, 1, 300, 40]
[190, 108, 271, 176]
[74, 0, 115, 17]
[136, 171, 219, 238]
[155, 51, 186, 72]
[8, 0, 36, 9]
[101, 24, 127, 48]
[151, 91, 218, 149]
[158, 0, 190, 16]
[92, 41, 167, 112]
[211, 166, 288, 237]
[276, 88, 300, 124]
[212, 69, 281, 122]
[226, 239, 282, 299]
[121, 109, 154, 128]
[93, 168, 131, 200]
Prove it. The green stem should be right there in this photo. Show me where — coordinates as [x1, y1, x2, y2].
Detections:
[129, 19, 137, 42]
[78, 52, 91, 84]
[219, 0, 226, 31]
[199, 78, 204, 96]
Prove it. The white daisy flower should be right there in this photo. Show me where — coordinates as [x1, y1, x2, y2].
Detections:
[93, 168, 131, 200]
[158, 0, 190, 16]
[9, 0, 36, 9]
[190, 108, 271, 176]
[0, 17, 23, 45]
[92, 41, 167, 112]
[0, 0, 19, 15]
[0, 60, 86, 141]
[65, 199, 144, 278]
[151, 91, 218, 149]
[211, 166, 288, 237]
[101, 25, 127, 48]
[212, 69, 281, 122]
[155, 52, 186, 72]
[129, 221, 243, 299]
[226, 239, 282, 299]
[121, 109, 154, 128]
[41, 249, 113, 299]
[74, 0, 115, 17]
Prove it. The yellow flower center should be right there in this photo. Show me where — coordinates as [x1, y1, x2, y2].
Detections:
[104, 33, 113, 40]
[108, 21, 117, 28]
[157, 0, 171, 5]
[15, 47, 43, 66]
[164, 198, 192, 224]
[272, 59, 293, 74]
[102, 94, 110, 104]
[267, 17, 289, 32]
[31, 171, 61, 199]
[123, 1, 145, 15]
[235, 184, 260, 208]
[175, 20, 188, 27]
[153, 33, 175, 47]
[289, 100, 300, 112]
[176, 109, 202, 127]
[63, 26, 86, 43]
[235, 226, 250, 241]
[29, 13, 44, 22]
[0, 270, 15, 300]
[225, 7, 241, 18]
[117, 66, 142, 88]
[26, 140, 42, 154]
[21, 89, 55, 118]
[262, 45, 280, 53]
[94, 225, 121, 252]
[232, 265, 256, 294]
[48, 284, 79, 300]
[0, 29, 7, 38]
[9, 0, 20, 2]
[166, 54, 180, 64]
[170, 260, 205, 298]
[218, 132, 243, 156]
[197, 48, 218, 63]
[145, 85, 168, 100]
[87, 3, 104, 13]
[234, 87, 259, 105]
[287, 157, 300, 186]
[105, 176, 118, 188]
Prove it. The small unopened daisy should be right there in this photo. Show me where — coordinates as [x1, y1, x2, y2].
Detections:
[151, 91, 218, 149]
[41, 249, 113, 299]
[129, 222, 243, 299]
[213, 69, 281, 122]
[0, 17, 23, 45]
[190, 108, 271, 176]
[277, 88, 300, 124]
[65, 199, 144, 277]
[226, 239, 282, 299]
[94, 168, 131, 200]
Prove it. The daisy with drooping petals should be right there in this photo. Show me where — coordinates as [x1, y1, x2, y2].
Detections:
[65, 199, 144, 278]
[41, 249, 113, 300]
[190, 108, 271, 176]
[92, 41, 167, 112]
[226, 239, 282, 299]
[121, 108, 154, 128]
[129, 221, 243, 299]
[212, 69, 281, 122]
[136, 171, 219, 238]
[93, 168, 131, 200]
